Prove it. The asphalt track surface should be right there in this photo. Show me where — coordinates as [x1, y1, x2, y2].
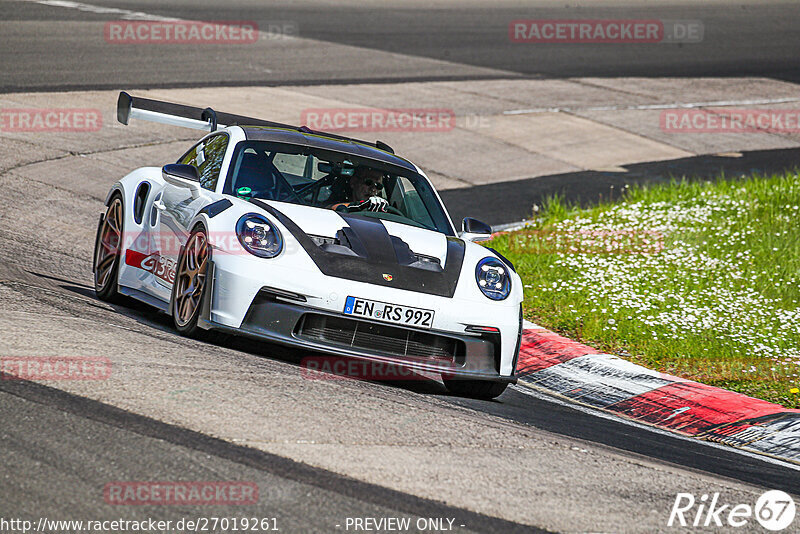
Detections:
[3, 0, 800, 532]
[1, 269, 800, 531]
[0, 383, 539, 534]
[1, 205, 799, 531]
[2, 0, 800, 92]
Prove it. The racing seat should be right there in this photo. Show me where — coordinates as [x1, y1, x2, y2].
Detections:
[325, 176, 352, 206]
[233, 150, 277, 198]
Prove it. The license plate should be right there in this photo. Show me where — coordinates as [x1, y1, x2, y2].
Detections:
[343, 296, 434, 329]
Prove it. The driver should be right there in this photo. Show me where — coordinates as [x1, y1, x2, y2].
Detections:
[329, 167, 389, 212]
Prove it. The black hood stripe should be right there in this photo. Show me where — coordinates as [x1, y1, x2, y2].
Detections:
[252, 200, 464, 298]
[336, 212, 398, 264]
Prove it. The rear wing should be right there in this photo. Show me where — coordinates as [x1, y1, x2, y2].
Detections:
[116, 91, 394, 153]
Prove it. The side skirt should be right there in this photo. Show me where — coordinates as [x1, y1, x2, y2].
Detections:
[119, 285, 170, 313]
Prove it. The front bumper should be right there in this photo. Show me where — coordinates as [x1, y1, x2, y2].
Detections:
[201, 273, 516, 383]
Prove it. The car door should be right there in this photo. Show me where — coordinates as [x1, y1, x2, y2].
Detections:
[150, 133, 229, 300]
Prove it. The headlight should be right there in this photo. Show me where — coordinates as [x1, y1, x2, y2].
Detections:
[236, 213, 283, 258]
[475, 257, 511, 300]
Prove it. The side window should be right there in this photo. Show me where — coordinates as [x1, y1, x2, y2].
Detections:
[394, 176, 434, 228]
[177, 134, 228, 191]
[271, 153, 307, 178]
[178, 145, 197, 166]
[196, 135, 228, 191]
[271, 153, 326, 185]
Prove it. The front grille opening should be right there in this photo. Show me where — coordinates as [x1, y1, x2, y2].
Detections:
[296, 314, 465, 363]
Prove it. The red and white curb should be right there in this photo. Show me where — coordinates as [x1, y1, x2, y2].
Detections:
[516, 321, 800, 465]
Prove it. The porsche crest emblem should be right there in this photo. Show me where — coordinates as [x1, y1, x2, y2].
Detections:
[382, 273, 393, 282]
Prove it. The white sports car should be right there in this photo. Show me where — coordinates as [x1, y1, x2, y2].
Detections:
[93, 92, 523, 399]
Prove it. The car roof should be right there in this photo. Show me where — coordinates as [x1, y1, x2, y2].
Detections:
[240, 126, 417, 172]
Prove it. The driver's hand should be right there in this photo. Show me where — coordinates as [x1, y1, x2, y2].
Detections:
[351, 196, 388, 212]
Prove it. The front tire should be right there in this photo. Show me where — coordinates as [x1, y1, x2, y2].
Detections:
[443, 379, 508, 400]
[172, 227, 211, 339]
[94, 195, 124, 302]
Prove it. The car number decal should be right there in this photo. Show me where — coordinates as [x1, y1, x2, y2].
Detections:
[125, 249, 176, 284]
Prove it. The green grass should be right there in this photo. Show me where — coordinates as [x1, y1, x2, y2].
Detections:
[489, 171, 800, 407]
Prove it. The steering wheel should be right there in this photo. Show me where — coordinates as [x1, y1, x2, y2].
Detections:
[384, 205, 404, 216]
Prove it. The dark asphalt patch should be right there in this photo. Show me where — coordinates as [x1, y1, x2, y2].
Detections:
[0, 377, 549, 534]
[441, 147, 800, 227]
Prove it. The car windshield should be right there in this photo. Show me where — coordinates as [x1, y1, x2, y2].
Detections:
[222, 140, 454, 235]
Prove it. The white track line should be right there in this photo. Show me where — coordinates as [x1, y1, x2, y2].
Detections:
[504, 97, 800, 115]
[512, 382, 800, 471]
[24, 0, 178, 21]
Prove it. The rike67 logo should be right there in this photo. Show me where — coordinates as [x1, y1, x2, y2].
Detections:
[668, 490, 796, 530]
[124, 249, 176, 284]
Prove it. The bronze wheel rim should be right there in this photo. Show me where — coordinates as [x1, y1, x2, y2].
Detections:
[95, 198, 123, 291]
[174, 232, 209, 327]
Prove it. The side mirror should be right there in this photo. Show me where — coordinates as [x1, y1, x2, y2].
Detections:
[460, 217, 493, 242]
[162, 164, 201, 198]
